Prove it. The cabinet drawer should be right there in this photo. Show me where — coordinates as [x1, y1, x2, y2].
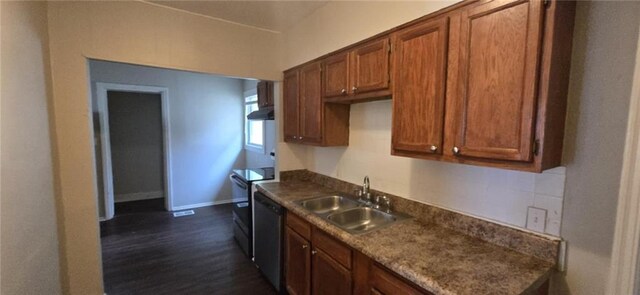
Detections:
[312, 228, 352, 270]
[286, 212, 311, 240]
[370, 263, 430, 295]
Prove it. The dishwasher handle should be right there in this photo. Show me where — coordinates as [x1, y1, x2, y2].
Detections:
[254, 192, 283, 215]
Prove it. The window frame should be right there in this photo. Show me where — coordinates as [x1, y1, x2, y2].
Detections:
[244, 89, 266, 154]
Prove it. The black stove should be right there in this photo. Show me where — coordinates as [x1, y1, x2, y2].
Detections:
[230, 167, 275, 258]
[231, 167, 275, 183]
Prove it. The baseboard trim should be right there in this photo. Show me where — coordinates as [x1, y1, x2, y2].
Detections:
[172, 198, 245, 211]
[115, 191, 164, 203]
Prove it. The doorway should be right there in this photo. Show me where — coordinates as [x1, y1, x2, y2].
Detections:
[96, 83, 173, 220]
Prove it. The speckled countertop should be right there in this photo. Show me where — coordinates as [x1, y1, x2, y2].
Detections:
[257, 179, 555, 295]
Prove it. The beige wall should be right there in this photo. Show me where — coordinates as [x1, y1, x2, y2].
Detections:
[46, 1, 280, 293]
[280, 1, 456, 69]
[554, 2, 640, 294]
[0, 1, 61, 294]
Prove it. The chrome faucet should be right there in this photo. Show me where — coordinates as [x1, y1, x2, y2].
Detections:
[360, 176, 372, 204]
[363, 176, 370, 196]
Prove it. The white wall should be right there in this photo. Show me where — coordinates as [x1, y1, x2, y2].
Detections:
[90, 60, 246, 212]
[243, 79, 276, 168]
[278, 0, 565, 236]
[46, 1, 281, 291]
[0, 1, 61, 294]
[554, 2, 640, 294]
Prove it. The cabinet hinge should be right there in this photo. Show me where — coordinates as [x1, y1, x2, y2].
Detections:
[533, 139, 540, 156]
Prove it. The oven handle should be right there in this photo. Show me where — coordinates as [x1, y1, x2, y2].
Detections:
[229, 174, 248, 190]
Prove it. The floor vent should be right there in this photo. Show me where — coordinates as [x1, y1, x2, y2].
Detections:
[173, 210, 195, 217]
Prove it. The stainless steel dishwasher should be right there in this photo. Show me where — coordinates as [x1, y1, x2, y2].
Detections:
[253, 191, 283, 292]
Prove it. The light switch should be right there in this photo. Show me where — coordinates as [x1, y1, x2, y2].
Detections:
[526, 207, 547, 233]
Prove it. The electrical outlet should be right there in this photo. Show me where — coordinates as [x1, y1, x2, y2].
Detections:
[526, 207, 547, 233]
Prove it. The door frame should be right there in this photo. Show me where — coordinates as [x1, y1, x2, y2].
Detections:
[96, 82, 173, 220]
[607, 28, 640, 294]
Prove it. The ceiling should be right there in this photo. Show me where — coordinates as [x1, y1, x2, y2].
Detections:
[147, 1, 329, 32]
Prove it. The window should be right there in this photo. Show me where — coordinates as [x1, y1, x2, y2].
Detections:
[244, 93, 264, 153]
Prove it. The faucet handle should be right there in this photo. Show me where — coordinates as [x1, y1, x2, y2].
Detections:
[379, 196, 391, 213]
[353, 188, 363, 198]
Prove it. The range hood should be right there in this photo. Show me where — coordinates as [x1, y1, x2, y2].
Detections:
[247, 107, 274, 120]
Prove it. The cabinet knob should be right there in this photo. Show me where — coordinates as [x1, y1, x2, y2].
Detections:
[311, 250, 317, 255]
[452, 146, 460, 155]
[430, 145, 438, 152]
[302, 244, 308, 249]
[341, 89, 347, 95]
[351, 86, 357, 93]
[299, 137, 304, 140]
[293, 136, 297, 139]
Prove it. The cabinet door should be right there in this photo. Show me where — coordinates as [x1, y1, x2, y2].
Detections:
[323, 52, 350, 98]
[454, 0, 544, 161]
[391, 17, 449, 155]
[257, 81, 269, 108]
[285, 227, 311, 295]
[350, 38, 391, 95]
[312, 248, 352, 295]
[266, 81, 274, 107]
[299, 62, 323, 144]
[370, 264, 428, 295]
[283, 70, 300, 142]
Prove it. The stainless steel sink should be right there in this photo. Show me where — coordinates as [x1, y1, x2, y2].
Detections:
[295, 195, 411, 234]
[296, 195, 360, 215]
[327, 207, 409, 234]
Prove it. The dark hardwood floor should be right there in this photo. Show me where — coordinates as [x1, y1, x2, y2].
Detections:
[100, 199, 277, 295]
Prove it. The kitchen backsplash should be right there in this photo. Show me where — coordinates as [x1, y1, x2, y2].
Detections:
[297, 100, 566, 236]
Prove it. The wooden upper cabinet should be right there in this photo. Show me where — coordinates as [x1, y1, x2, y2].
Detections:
[283, 70, 300, 142]
[323, 52, 350, 98]
[391, 17, 449, 156]
[453, 0, 545, 162]
[257, 81, 273, 108]
[283, 0, 575, 171]
[285, 227, 311, 295]
[350, 38, 391, 95]
[299, 62, 324, 144]
[322, 37, 392, 102]
[267, 81, 274, 106]
[283, 63, 351, 146]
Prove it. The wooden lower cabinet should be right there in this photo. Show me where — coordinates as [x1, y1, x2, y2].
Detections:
[285, 227, 311, 295]
[312, 248, 352, 295]
[285, 212, 430, 295]
[369, 264, 429, 295]
[284, 212, 549, 295]
[283, 65, 351, 146]
[285, 213, 354, 295]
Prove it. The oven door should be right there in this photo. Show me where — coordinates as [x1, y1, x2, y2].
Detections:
[230, 174, 249, 201]
[230, 173, 252, 257]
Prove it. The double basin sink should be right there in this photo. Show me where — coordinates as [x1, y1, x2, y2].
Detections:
[294, 195, 411, 234]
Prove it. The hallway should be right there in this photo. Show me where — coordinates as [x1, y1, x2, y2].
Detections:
[100, 200, 276, 295]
